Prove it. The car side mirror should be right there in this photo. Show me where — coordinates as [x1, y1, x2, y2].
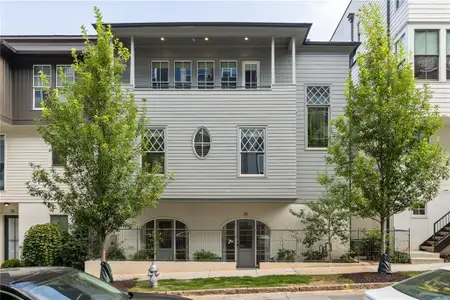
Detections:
[128, 292, 134, 299]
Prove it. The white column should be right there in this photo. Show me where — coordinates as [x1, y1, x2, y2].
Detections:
[439, 29, 446, 82]
[130, 36, 135, 87]
[271, 36, 275, 86]
[291, 36, 296, 85]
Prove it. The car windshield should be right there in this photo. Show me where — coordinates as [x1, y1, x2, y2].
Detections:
[17, 270, 128, 300]
[393, 269, 450, 299]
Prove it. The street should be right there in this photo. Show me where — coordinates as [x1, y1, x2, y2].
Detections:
[191, 290, 365, 300]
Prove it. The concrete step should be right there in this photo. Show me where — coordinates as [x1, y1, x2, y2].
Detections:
[411, 257, 445, 264]
[420, 245, 434, 252]
[410, 251, 441, 258]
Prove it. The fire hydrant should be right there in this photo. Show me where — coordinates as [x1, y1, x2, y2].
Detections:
[148, 263, 160, 288]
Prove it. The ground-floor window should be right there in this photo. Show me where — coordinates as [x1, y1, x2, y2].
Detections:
[141, 219, 189, 261]
[221, 219, 270, 267]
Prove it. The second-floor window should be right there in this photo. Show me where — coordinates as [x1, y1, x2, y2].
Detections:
[220, 61, 237, 88]
[152, 61, 169, 89]
[396, 0, 405, 9]
[56, 65, 75, 100]
[142, 128, 166, 174]
[306, 86, 331, 149]
[0, 135, 4, 190]
[174, 61, 192, 89]
[33, 65, 51, 109]
[197, 61, 215, 88]
[414, 30, 439, 80]
[239, 127, 265, 176]
[52, 150, 63, 166]
[51, 215, 69, 231]
[447, 30, 450, 80]
[412, 203, 426, 216]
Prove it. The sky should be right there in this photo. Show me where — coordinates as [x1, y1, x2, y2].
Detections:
[0, 0, 350, 41]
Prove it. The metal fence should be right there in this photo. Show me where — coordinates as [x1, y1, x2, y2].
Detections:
[92, 228, 410, 264]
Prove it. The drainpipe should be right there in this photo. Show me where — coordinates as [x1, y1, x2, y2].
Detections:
[347, 13, 355, 42]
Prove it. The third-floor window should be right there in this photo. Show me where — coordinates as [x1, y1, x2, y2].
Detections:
[152, 61, 169, 89]
[220, 60, 237, 88]
[33, 65, 51, 109]
[56, 65, 75, 101]
[414, 30, 439, 80]
[197, 61, 215, 88]
[174, 61, 192, 89]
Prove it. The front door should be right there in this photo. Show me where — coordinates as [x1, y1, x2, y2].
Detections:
[4, 216, 19, 260]
[237, 219, 255, 268]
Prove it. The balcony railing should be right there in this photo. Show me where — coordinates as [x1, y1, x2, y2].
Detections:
[133, 84, 272, 90]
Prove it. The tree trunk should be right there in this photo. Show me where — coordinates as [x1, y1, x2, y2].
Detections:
[101, 236, 107, 262]
[380, 218, 386, 255]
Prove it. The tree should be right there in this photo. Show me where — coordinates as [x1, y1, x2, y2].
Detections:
[290, 173, 350, 261]
[26, 7, 169, 261]
[326, 3, 450, 272]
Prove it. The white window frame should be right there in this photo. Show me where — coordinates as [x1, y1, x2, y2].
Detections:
[304, 84, 332, 151]
[412, 202, 427, 218]
[173, 60, 192, 88]
[220, 60, 238, 88]
[237, 126, 267, 177]
[192, 126, 211, 159]
[141, 127, 167, 175]
[197, 60, 215, 88]
[242, 61, 260, 88]
[151, 60, 170, 88]
[33, 64, 52, 110]
[0, 134, 5, 191]
[55, 64, 75, 87]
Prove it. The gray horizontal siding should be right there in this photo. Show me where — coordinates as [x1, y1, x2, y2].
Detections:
[134, 85, 297, 200]
[0, 57, 13, 123]
[408, 0, 450, 22]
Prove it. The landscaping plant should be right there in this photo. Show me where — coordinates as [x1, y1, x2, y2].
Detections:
[1, 259, 22, 269]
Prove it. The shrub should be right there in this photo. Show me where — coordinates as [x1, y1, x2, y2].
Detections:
[193, 250, 220, 261]
[276, 248, 297, 262]
[1, 259, 22, 269]
[360, 230, 382, 261]
[106, 243, 126, 260]
[131, 249, 154, 261]
[22, 223, 65, 266]
[57, 226, 89, 270]
[302, 250, 326, 261]
[391, 251, 410, 263]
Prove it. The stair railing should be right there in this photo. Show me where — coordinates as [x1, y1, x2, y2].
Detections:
[433, 211, 450, 252]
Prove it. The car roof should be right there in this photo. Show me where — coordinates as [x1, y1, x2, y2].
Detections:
[441, 265, 450, 271]
[0, 267, 77, 286]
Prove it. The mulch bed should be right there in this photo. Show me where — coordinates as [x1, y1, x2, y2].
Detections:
[341, 272, 410, 283]
[113, 280, 135, 290]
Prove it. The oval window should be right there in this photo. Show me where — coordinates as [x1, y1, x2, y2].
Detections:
[193, 127, 211, 159]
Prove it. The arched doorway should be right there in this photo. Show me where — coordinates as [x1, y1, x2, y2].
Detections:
[141, 219, 189, 261]
[222, 219, 270, 268]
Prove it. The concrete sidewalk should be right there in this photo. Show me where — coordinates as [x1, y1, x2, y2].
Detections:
[115, 262, 449, 281]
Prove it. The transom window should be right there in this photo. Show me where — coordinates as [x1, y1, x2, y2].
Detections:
[174, 61, 192, 89]
[0, 135, 4, 190]
[414, 30, 439, 80]
[142, 128, 166, 174]
[220, 61, 237, 88]
[151, 61, 169, 89]
[240, 128, 265, 175]
[412, 203, 426, 216]
[33, 65, 51, 109]
[306, 86, 331, 148]
[197, 61, 215, 88]
[193, 127, 211, 159]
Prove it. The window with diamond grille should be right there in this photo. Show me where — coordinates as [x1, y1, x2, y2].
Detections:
[307, 86, 330, 148]
[193, 127, 211, 159]
[240, 128, 265, 175]
[142, 128, 165, 174]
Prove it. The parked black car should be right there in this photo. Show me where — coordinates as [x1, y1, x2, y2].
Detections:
[0, 267, 191, 300]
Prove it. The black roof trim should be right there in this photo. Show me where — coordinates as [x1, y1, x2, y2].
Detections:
[330, 0, 352, 41]
[0, 35, 95, 40]
[304, 41, 360, 47]
[101, 21, 312, 29]
[1, 40, 17, 53]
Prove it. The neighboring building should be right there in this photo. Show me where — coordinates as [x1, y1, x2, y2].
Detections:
[332, 0, 450, 254]
[0, 23, 359, 266]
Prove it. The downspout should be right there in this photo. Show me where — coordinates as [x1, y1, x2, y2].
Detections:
[347, 13, 355, 42]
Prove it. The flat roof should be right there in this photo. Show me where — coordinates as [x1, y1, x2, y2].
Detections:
[105, 21, 312, 29]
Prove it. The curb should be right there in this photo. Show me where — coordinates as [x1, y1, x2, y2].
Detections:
[139, 282, 392, 296]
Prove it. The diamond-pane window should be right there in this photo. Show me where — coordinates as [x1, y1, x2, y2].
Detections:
[240, 128, 265, 175]
[142, 128, 165, 174]
[306, 86, 331, 148]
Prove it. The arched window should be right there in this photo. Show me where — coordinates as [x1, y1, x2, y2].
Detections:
[193, 127, 211, 158]
[141, 219, 189, 261]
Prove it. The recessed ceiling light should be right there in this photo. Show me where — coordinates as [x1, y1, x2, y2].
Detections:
[160, 37, 165, 41]
[4, 203, 9, 207]
[244, 37, 249, 41]
[204, 37, 209, 41]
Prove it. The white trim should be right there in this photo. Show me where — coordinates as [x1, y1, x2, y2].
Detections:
[0, 134, 5, 192]
[291, 36, 296, 85]
[241, 61, 261, 88]
[32, 64, 52, 110]
[237, 126, 267, 177]
[55, 64, 74, 87]
[439, 29, 447, 81]
[271, 36, 275, 86]
[150, 60, 170, 88]
[130, 36, 135, 87]
[192, 126, 211, 160]
[411, 202, 427, 218]
[197, 60, 215, 87]
[219, 60, 238, 87]
[174, 60, 193, 87]
[304, 84, 332, 151]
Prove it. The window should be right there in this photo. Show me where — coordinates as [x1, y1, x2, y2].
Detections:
[151, 61, 169, 89]
[51, 215, 69, 231]
[33, 65, 51, 109]
[242, 61, 260, 89]
[239, 128, 265, 175]
[393, 269, 450, 299]
[52, 150, 63, 166]
[0, 135, 4, 190]
[395, 34, 406, 54]
[220, 61, 237, 88]
[412, 203, 426, 216]
[56, 65, 75, 87]
[193, 127, 211, 159]
[415, 30, 439, 80]
[197, 61, 215, 88]
[142, 128, 165, 174]
[447, 31, 450, 80]
[396, 0, 405, 9]
[0, 290, 24, 300]
[357, 21, 361, 42]
[306, 86, 331, 148]
[174, 61, 192, 89]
